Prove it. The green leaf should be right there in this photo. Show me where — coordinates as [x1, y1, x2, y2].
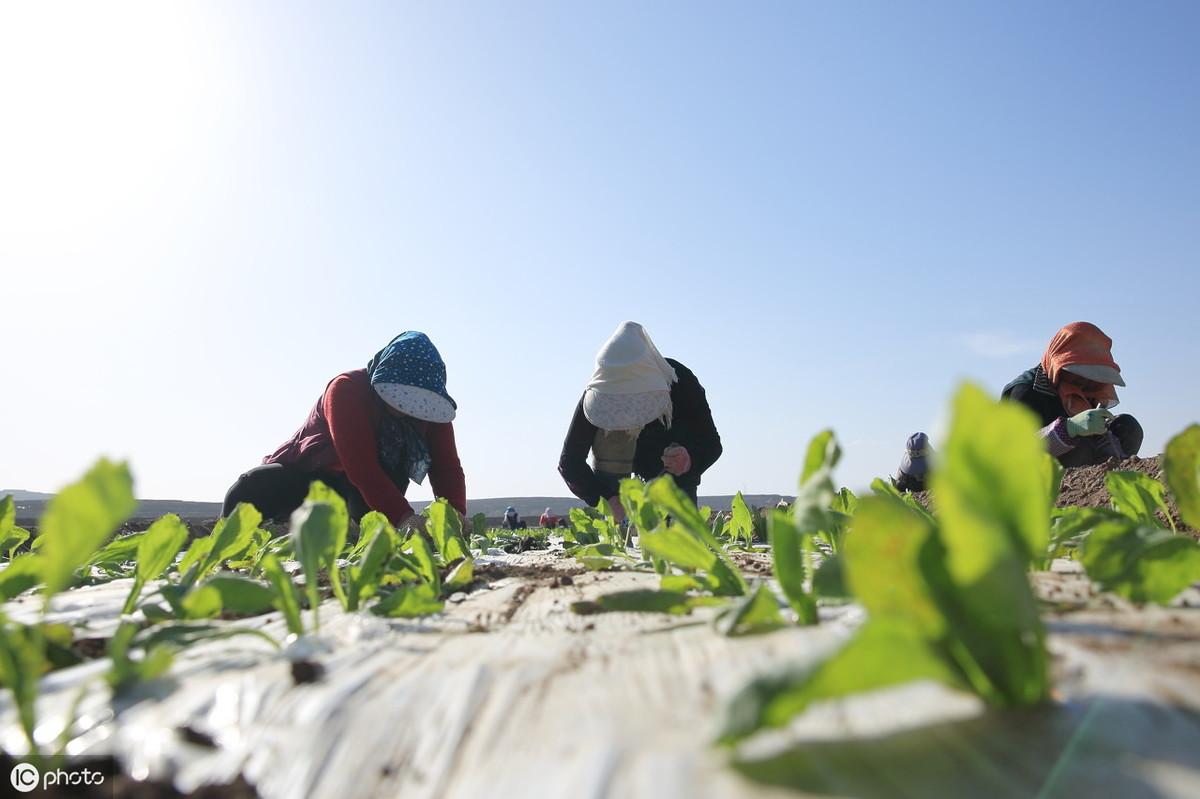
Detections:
[180, 585, 223, 619]
[570, 589, 694, 615]
[730, 492, 755, 546]
[201, 575, 276, 614]
[1106, 471, 1174, 530]
[133, 622, 279, 652]
[645, 476, 746, 595]
[261, 553, 304, 635]
[717, 584, 786, 636]
[845, 498, 948, 637]
[0, 497, 30, 559]
[719, 618, 963, 744]
[659, 573, 709, 593]
[406, 533, 441, 594]
[0, 619, 47, 754]
[444, 558, 474, 592]
[934, 384, 1050, 568]
[89, 532, 144, 567]
[0, 555, 42, 601]
[373, 582, 444, 617]
[290, 500, 341, 628]
[812, 554, 848, 600]
[1164, 425, 1200, 530]
[1081, 519, 1200, 603]
[37, 459, 136, 601]
[198, 503, 263, 581]
[768, 510, 816, 623]
[122, 514, 190, 614]
[425, 498, 466, 562]
[929, 383, 1049, 705]
[638, 527, 717, 572]
[347, 515, 396, 610]
[177, 535, 214, 579]
[472, 512, 487, 538]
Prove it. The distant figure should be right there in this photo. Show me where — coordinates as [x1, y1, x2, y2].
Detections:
[558, 322, 722, 523]
[221, 332, 466, 528]
[539, 507, 559, 529]
[893, 432, 933, 493]
[1002, 322, 1142, 467]
[503, 506, 521, 531]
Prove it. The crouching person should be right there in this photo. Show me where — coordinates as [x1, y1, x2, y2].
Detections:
[1002, 322, 1142, 467]
[558, 321, 722, 523]
[221, 331, 467, 528]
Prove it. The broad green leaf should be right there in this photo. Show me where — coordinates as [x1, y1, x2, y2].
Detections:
[719, 619, 963, 744]
[930, 383, 1049, 705]
[373, 582, 444, 618]
[347, 516, 396, 610]
[717, 584, 786, 636]
[844, 498, 946, 638]
[89, 532, 144, 567]
[619, 478, 663, 535]
[133, 622, 279, 652]
[426, 498, 466, 562]
[472, 512, 487, 537]
[178, 535, 214, 578]
[444, 558, 474, 592]
[406, 533, 441, 594]
[660, 573, 710, 593]
[730, 492, 755, 546]
[196, 503, 262, 581]
[181, 585, 223, 619]
[1106, 471, 1174, 530]
[0, 619, 47, 753]
[768, 510, 816, 623]
[639, 527, 718, 572]
[934, 384, 1050, 568]
[831, 487, 858, 517]
[571, 589, 693, 615]
[795, 431, 841, 535]
[645, 476, 746, 595]
[801, 429, 840, 484]
[812, 554, 848, 600]
[1081, 519, 1200, 603]
[121, 515, 190, 615]
[37, 459, 136, 601]
[261, 553, 303, 635]
[291, 500, 343, 628]
[0, 555, 42, 600]
[1164, 425, 1200, 530]
[202, 575, 276, 614]
[0, 497, 30, 558]
[137, 515, 189, 581]
[565, 508, 601, 545]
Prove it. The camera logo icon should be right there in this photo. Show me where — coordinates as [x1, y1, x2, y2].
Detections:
[10, 762, 39, 793]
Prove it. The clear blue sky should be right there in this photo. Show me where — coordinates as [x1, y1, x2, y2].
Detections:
[2, 1, 1198, 503]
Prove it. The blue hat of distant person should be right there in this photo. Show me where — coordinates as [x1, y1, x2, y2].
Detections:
[367, 332, 457, 423]
[899, 432, 932, 479]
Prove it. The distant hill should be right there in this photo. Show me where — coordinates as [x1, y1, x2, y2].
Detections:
[1, 490, 55, 501]
[7, 491, 793, 523]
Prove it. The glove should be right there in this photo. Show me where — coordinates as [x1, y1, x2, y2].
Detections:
[1065, 408, 1113, 438]
[661, 445, 692, 476]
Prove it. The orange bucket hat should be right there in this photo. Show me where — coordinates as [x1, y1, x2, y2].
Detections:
[1041, 322, 1123, 414]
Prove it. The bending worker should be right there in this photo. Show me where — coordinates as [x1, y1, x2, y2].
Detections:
[1001, 322, 1142, 467]
[222, 331, 467, 527]
[558, 321, 722, 521]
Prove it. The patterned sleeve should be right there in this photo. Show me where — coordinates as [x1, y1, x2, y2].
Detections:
[1039, 417, 1075, 458]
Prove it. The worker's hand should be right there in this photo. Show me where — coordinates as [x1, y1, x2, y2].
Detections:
[1066, 408, 1114, 438]
[661, 445, 692, 476]
[607, 497, 626, 525]
[399, 513, 427, 535]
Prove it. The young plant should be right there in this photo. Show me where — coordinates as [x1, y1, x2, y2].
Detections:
[721, 384, 1052, 744]
[121, 514, 189, 615]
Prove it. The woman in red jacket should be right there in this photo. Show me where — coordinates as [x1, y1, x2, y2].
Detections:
[221, 331, 466, 527]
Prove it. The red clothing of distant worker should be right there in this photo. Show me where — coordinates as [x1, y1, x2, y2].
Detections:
[539, 511, 559, 528]
[265, 369, 466, 524]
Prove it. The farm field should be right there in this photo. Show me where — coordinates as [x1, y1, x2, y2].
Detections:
[2, 386, 1200, 798]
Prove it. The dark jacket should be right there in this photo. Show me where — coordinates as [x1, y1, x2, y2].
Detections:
[1001, 366, 1064, 426]
[558, 358, 722, 505]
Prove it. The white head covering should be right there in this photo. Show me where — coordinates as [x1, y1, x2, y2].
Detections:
[582, 321, 678, 431]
